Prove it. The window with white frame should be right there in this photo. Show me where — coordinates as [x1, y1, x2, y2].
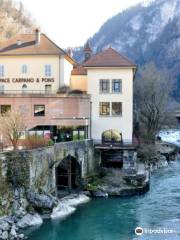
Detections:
[112, 102, 122, 116]
[99, 79, 110, 93]
[112, 79, 122, 93]
[0, 65, 5, 77]
[99, 102, 110, 116]
[45, 65, 52, 77]
[22, 65, 28, 74]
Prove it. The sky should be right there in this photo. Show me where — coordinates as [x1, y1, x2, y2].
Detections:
[21, 0, 144, 48]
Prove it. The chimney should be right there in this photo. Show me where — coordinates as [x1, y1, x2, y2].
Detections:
[35, 28, 40, 45]
[67, 48, 73, 58]
[17, 40, 22, 46]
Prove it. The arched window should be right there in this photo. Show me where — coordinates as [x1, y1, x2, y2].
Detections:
[22, 65, 28, 74]
[22, 84, 27, 93]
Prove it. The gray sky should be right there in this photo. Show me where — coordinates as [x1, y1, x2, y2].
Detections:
[21, 0, 146, 48]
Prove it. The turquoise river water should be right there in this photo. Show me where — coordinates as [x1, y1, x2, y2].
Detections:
[27, 157, 180, 240]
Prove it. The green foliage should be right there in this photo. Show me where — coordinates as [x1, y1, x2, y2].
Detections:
[102, 129, 122, 142]
[85, 174, 104, 191]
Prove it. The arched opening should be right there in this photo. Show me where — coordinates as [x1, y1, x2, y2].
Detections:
[56, 155, 81, 191]
[102, 129, 122, 145]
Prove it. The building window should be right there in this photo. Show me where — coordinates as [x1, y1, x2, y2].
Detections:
[0, 105, 11, 115]
[22, 84, 27, 93]
[22, 65, 28, 74]
[112, 102, 122, 116]
[112, 79, 122, 93]
[99, 79, 110, 93]
[34, 105, 45, 116]
[45, 65, 52, 77]
[0, 65, 5, 77]
[45, 85, 52, 93]
[0, 85, 4, 94]
[99, 102, 110, 116]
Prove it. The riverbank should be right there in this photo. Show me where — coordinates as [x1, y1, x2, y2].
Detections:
[0, 192, 91, 240]
[0, 138, 179, 239]
[26, 155, 180, 240]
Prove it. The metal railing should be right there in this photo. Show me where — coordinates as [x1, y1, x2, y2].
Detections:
[0, 90, 55, 95]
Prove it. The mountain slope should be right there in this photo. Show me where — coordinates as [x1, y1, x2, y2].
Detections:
[0, 0, 35, 42]
[74, 0, 180, 101]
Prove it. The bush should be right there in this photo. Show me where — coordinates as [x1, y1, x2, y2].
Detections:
[137, 144, 157, 163]
[22, 135, 54, 150]
[102, 129, 122, 142]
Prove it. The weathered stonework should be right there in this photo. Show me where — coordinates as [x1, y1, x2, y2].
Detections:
[0, 140, 96, 193]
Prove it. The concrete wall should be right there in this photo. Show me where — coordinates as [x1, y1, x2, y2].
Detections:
[0, 140, 96, 193]
[87, 68, 134, 143]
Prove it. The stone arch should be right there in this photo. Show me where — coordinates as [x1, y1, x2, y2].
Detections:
[55, 154, 81, 190]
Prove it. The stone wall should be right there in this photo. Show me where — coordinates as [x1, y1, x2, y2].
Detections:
[0, 140, 97, 193]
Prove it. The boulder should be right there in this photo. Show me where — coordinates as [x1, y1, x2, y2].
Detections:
[91, 190, 108, 198]
[51, 203, 76, 220]
[18, 234, 25, 239]
[0, 221, 10, 231]
[27, 191, 57, 209]
[17, 213, 43, 229]
[10, 227, 17, 238]
[1, 231, 8, 240]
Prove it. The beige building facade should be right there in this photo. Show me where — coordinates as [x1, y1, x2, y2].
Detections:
[71, 47, 136, 144]
[0, 32, 136, 145]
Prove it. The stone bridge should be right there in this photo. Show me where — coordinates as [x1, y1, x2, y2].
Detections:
[0, 140, 98, 194]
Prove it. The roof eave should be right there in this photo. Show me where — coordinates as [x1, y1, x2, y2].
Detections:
[83, 65, 137, 69]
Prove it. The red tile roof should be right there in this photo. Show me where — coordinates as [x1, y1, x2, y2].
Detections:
[71, 64, 87, 75]
[83, 47, 136, 68]
[0, 33, 75, 64]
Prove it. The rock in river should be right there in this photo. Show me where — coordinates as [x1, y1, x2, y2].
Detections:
[17, 213, 43, 229]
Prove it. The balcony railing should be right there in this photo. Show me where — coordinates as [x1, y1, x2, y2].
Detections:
[0, 90, 56, 95]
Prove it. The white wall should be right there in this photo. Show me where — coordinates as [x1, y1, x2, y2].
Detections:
[87, 68, 134, 144]
[0, 55, 60, 93]
[64, 58, 73, 86]
[0, 55, 73, 93]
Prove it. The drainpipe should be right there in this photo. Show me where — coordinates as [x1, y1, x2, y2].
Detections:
[90, 101, 92, 139]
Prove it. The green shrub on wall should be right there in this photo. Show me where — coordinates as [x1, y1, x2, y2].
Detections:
[102, 129, 122, 142]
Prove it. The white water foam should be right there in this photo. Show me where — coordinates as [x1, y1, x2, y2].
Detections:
[51, 194, 90, 220]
